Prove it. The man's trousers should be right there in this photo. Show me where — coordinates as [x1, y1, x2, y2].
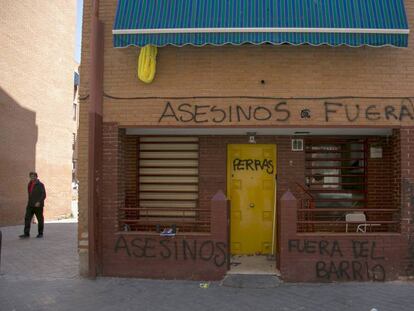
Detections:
[24, 206, 44, 235]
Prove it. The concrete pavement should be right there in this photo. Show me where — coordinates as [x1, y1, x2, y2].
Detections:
[1, 222, 414, 311]
[0, 222, 78, 281]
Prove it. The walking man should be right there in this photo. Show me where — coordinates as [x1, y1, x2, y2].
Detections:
[19, 172, 46, 238]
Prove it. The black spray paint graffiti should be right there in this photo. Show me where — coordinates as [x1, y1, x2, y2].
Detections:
[158, 99, 414, 124]
[158, 102, 290, 123]
[324, 99, 414, 122]
[114, 236, 228, 267]
[233, 158, 274, 174]
[403, 179, 414, 276]
[288, 239, 386, 281]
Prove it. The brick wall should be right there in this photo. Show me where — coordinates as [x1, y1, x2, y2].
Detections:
[108, 134, 304, 279]
[99, 124, 229, 280]
[80, 126, 410, 277]
[122, 136, 139, 223]
[124, 136, 138, 209]
[0, 1, 76, 225]
[98, 129, 408, 279]
[392, 130, 402, 216]
[367, 137, 393, 211]
[366, 136, 397, 226]
[78, 0, 414, 276]
[279, 191, 407, 282]
[399, 128, 414, 276]
[278, 128, 414, 282]
[98, 0, 414, 127]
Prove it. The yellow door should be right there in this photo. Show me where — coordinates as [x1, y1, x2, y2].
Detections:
[227, 144, 276, 255]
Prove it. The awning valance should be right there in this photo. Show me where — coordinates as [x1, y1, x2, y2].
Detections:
[113, 0, 409, 48]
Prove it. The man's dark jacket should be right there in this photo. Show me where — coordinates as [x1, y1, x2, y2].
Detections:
[27, 180, 46, 207]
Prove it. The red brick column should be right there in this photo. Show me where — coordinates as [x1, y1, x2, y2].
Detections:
[211, 190, 231, 271]
[278, 190, 299, 278]
[99, 123, 124, 275]
[399, 128, 414, 277]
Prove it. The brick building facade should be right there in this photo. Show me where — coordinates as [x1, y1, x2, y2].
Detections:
[0, 1, 77, 226]
[78, 0, 414, 281]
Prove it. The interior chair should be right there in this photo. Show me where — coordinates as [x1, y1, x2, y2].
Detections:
[345, 213, 367, 233]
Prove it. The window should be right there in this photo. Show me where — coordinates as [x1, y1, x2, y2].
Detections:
[298, 138, 399, 233]
[73, 103, 77, 121]
[119, 137, 209, 233]
[72, 160, 77, 181]
[305, 140, 366, 209]
[300, 139, 367, 232]
[72, 133, 76, 150]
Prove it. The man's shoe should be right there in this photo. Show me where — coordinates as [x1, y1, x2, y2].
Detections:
[36, 234, 43, 238]
[19, 234, 29, 239]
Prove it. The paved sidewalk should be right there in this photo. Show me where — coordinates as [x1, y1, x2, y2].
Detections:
[0, 222, 78, 281]
[1, 223, 414, 311]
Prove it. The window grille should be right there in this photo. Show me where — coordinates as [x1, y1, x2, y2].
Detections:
[298, 138, 399, 233]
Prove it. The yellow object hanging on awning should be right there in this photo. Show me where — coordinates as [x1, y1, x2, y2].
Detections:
[137, 45, 157, 83]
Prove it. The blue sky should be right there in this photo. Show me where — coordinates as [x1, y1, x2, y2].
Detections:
[75, 0, 83, 63]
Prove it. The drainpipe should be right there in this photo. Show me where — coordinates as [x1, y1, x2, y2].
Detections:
[0, 230, 2, 272]
[88, 0, 104, 278]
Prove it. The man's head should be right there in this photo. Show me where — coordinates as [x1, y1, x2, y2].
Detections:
[29, 172, 38, 181]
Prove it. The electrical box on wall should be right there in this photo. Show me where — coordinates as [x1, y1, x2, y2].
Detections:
[370, 146, 383, 158]
[291, 139, 304, 151]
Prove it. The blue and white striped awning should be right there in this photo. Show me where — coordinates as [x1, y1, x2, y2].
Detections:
[113, 0, 410, 48]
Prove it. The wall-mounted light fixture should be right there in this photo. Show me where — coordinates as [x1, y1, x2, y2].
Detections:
[247, 132, 256, 144]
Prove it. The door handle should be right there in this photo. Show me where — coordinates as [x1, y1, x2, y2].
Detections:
[249, 203, 255, 208]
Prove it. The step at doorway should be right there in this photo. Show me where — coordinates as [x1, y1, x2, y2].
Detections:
[228, 255, 280, 276]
